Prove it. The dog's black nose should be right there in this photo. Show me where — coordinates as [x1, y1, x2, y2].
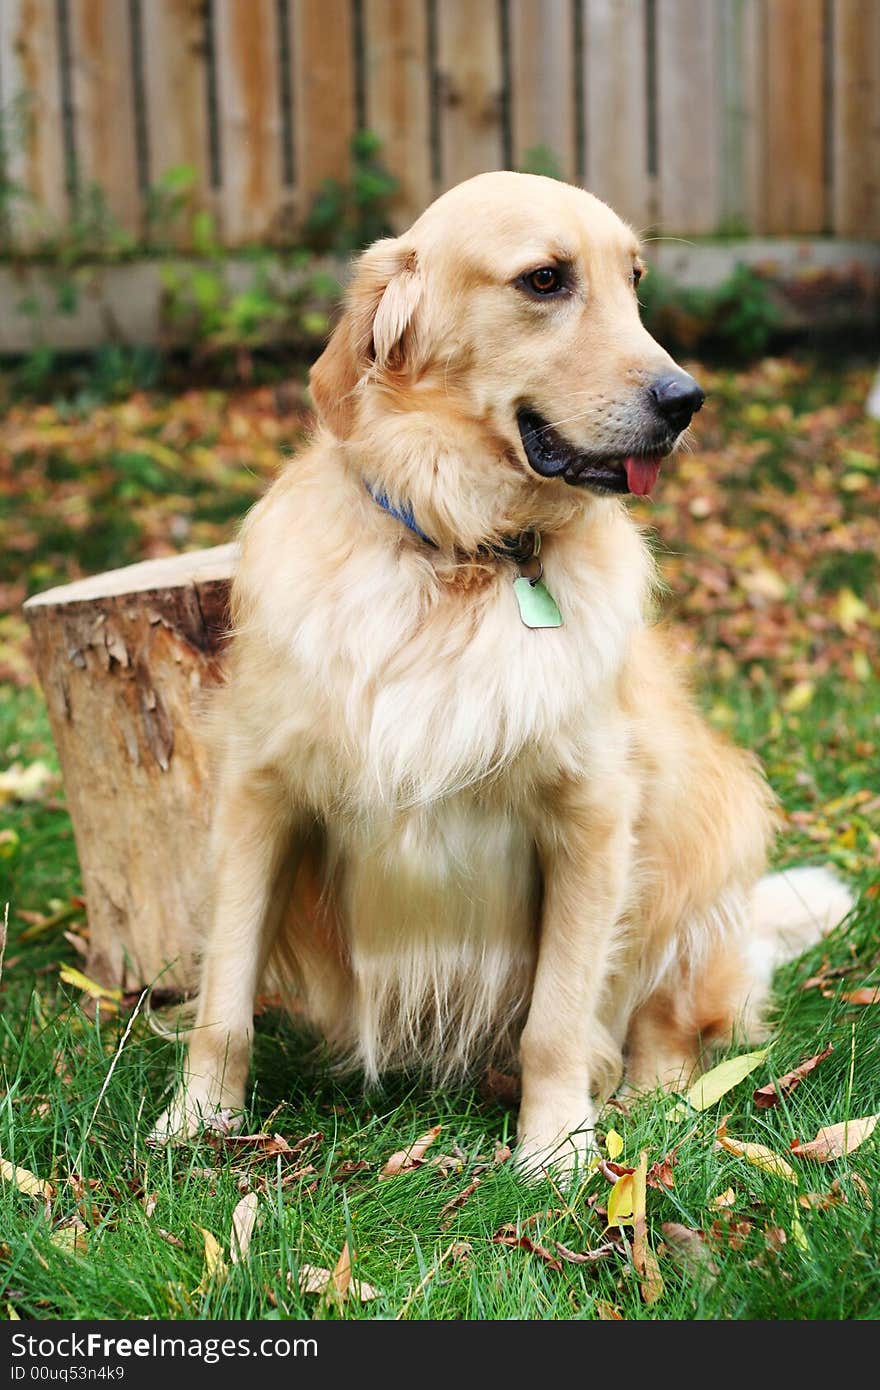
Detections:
[648, 372, 705, 431]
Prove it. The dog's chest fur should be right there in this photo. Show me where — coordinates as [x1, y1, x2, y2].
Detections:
[237, 486, 652, 1073]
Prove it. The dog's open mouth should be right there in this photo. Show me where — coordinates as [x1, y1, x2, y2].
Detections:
[517, 408, 668, 497]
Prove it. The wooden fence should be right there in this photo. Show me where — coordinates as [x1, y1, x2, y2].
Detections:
[0, 0, 878, 252]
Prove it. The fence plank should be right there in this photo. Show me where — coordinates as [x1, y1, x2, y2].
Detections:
[435, 0, 503, 189]
[508, 0, 576, 182]
[140, 0, 212, 244]
[763, 0, 826, 233]
[583, 0, 651, 229]
[289, 0, 356, 213]
[655, 0, 719, 233]
[213, 0, 287, 244]
[68, 0, 140, 239]
[0, 0, 68, 248]
[363, 0, 432, 229]
[832, 0, 880, 236]
[717, 0, 763, 234]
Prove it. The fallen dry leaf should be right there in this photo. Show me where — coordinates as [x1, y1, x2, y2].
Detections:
[554, 1239, 622, 1266]
[325, 1240, 352, 1308]
[798, 1190, 841, 1210]
[296, 1264, 333, 1295]
[716, 1132, 798, 1183]
[595, 1301, 624, 1320]
[646, 1154, 676, 1190]
[332, 1160, 370, 1183]
[711, 1187, 736, 1209]
[492, 1228, 563, 1271]
[439, 1177, 482, 1224]
[838, 987, 880, 1005]
[0, 1158, 54, 1202]
[639, 1245, 665, 1306]
[753, 1044, 833, 1109]
[143, 1193, 158, 1218]
[49, 1222, 89, 1256]
[709, 1215, 754, 1251]
[790, 1114, 879, 1161]
[660, 1222, 718, 1286]
[157, 1228, 185, 1249]
[763, 1225, 787, 1253]
[217, 1130, 321, 1162]
[230, 1193, 259, 1265]
[293, 1256, 378, 1302]
[380, 1125, 441, 1178]
[599, 1158, 635, 1183]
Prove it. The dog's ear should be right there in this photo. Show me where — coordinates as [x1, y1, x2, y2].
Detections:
[309, 239, 423, 438]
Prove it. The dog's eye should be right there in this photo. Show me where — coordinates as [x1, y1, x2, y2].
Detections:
[523, 266, 564, 296]
[632, 264, 644, 289]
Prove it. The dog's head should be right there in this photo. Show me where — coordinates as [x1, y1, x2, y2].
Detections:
[310, 172, 703, 543]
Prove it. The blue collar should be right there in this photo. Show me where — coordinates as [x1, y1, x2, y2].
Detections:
[364, 481, 537, 565]
[365, 482, 437, 547]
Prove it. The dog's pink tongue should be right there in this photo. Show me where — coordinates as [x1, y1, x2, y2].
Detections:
[624, 455, 662, 497]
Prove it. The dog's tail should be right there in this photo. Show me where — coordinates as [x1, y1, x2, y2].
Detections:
[747, 865, 854, 976]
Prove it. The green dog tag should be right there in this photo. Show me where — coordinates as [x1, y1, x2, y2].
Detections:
[513, 575, 563, 629]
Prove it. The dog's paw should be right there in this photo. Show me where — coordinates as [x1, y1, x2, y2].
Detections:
[515, 1106, 597, 1185]
[148, 1079, 245, 1145]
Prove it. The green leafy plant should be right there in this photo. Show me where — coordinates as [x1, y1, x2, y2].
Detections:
[160, 233, 336, 374]
[303, 130, 399, 254]
[517, 145, 565, 181]
[143, 164, 199, 253]
[639, 263, 780, 357]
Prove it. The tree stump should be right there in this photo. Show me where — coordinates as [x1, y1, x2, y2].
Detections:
[23, 545, 236, 991]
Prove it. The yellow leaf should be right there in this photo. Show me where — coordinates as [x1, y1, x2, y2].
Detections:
[853, 651, 871, 682]
[842, 448, 878, 472]
[717, 1134, 798, 1184]
[607, 1173, 635, 1226]
[840, 472, 869, 492]
[50, 1225, 89, 1255]
[836, 588, 869, 634]
[605, 1129, 624, 1161]
[0, 1158, 54, 1201]
[197, 1227, 227, 1290]
[684, 1048, 770, 1112]
[58, 966, 122, 1003]
[783, 681, 814, 713]
[742, 566, 787, 601]
[790, 1208, 809, 1252]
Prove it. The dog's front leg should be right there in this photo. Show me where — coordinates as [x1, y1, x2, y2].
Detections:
[517, 778, 634, 1178]
[152, 772, 299, 1139]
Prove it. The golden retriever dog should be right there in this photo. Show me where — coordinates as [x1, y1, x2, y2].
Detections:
[154, 172, 851, 1172]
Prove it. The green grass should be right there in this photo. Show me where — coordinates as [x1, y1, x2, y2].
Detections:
[1, 357, 879, 1320]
